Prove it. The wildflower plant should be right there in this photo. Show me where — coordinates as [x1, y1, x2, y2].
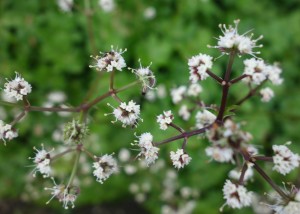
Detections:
[1, 15, 300, 214]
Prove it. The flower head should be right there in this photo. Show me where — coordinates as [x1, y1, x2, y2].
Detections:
[205, 146, 234, 163]
[209, 19, 263, 57]
[0, 120, 18, 144]
[157, 110, 174, 130]
[90, 46, 126, 72]
[195, 110, 216, 129]
[221, 180, 252, 211]
[4, 72, 32, 101]
[133, 132, 159, 166]
[260, 87, 274, 102]
[187, 83, 203, 97]
[29, 144, 53, 178]
[188, 53, 213, 83]
[170, 149, 192, 169]
[178, 105, 191, 121]
[106, 100, 141, 128]
[242, 58, 268, 85]
[44, 178, 80, 209]
[170, 86, 187, 104]
[272, 142, 300, 175]
[92, 154, 118, 184]
[63, 120, 89, 144]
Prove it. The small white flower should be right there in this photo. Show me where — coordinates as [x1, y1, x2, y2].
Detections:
[47, 91, 66, 103]
[57, 0, 73, 12]
[4, 72, 32, 101]
[179, 105, 191, 121]
[170, 86, 187, 104]
[272, 143, 300, 175]
[187, 83, 203, 97]
[265, 63, 283, 85]
[188, 53, 213, 83]
[29, 145, 53, 178]
[260, 87, 274, 102]
[118, 148, 131, 162]
[90, 46, 126, 72]
[99, 0, 115, 12]
[0, 120, 18, 144]
[157, 110, 174, 130]
[92, 154, 118, 184]
[205, 146, 234, 163]
[242, 58, 267, 85]
[144, 7, 156, 20]
[130, 60, 156, 94]
[107, 100, 141, 128]
[195, 110, 216, 129]
[134, 132, 159, 166]
[170, 149, 192, 169]
[221, 180, 252, 210]
[44, 178, 80, 209]
[209, 19, 263, 57]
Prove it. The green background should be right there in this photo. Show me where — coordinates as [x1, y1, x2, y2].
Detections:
[1, 0, 300, 213]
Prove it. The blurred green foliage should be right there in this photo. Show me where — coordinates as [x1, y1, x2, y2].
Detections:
[1, 0, 300, 213]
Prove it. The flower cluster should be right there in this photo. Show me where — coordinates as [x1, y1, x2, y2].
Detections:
[272, 143, 300, 175]
[63, 120, 89, 144]
[90, 46, 126, 72]
[4, 73, 32, 101]
[92, 154, 118, 184]
[29, 145, 52, 178]
[195, 110, 216, 129]
[0, 120, 18, 143]
[134, 133, 159, 166]
[107, 100, 141, 127]
[170, 149, 192, 169]
[157, 110, 174, 130]
[188, 53, 213, 83]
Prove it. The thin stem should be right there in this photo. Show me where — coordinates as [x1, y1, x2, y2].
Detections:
[236, 80, 266, 106]
[206, 69, 223, 84]
[51, 148, 76, 162]
[67, 150, 81, 188]
[230, 74, 249, 84]
[84, 0, 97, 55]
[154, 124, 212, 146]
[110, 70, 115, 90]
[82, 148, 96, 161]
[181, 137, 188, 150]
[115, 80, 140, 93]
[10, 110, 26, 126]
[238, 163, 248, 185]
[27, 106, 79, 112]
[0, 100, 20, 107]
[252, 156, 273, 162]
[82, 73, 102, 104]
[170, 123, 185, 133]
[252, 162, 291, 201]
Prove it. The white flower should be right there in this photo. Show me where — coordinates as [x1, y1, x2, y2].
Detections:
[131, 60, 156, 94]
[229, 167, 254, 182]
[99, 0, 115, 12]
[92, 154, 118, 184]
[195, 110, 216, 129]
[205, 146, 234, 163]
[170, 149, 192, 169]
[188, 53, 213, 83]
[29, 145, 53, 178]
[90, 46, 126, 72]
[221, 180, 252, 210]
[179, 105, 191, 121]
[57, 0, 73, 12]
[187, 83, 203, 97]
[170, 86, 187, 104]
[134, 132, 159, 166]
[47, 91, 66, 103]
[209, 19, 263, 57]
[44, 178, 79, 209]
[118, 148, 131, 162]
[144, 7, 156, 20]
[0, 120, 18, 144]
[260, 87, 274, 102]
[265, 63, 283, 85]
[272, 143, 300, 175]
[107, 100, 141, 127]
[4, 72, 32, 101]
[157, 110, 174, 130]
[242, 58, 268, 85]
[278, 201, 300, 214]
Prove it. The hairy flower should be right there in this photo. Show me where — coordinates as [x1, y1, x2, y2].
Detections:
[93, 154, 118, 184]
[195, 110, 216, 129]
[107, 100, 141, 128]
[157, 110, 174, 130]
[44, 178, 80, 209]
[242, 58, 268, 85]
[221, 180, 252, 211]
[63, 120, 89, 144]
[4, 72, 32, 101]
[188, 53, 213, 83]
[265, 63, 284, 85]
[170, 149, 192, 169]
[90, 46, 126, 72]
[29, 145, 53, 178]
[134, 132, 159, 166]
[260, 87, 274, 102]
[205, 146, 234, 163]
[0, 120, 18, 144]
[209, 19, 263, 57]
[272, 143, 300, 175]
